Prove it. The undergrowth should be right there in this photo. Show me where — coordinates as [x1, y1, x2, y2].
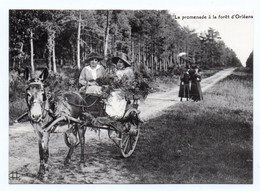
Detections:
[9, 68, 81, 123]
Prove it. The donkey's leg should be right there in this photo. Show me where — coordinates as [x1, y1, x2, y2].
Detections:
[35, 130, 45, 177]
[37, 131, 50, 179]
[64, 145, 76, 165]
[38, 138, 45, 177]
[64, 127, 79, 165]
[36, 131, 50, 177]
[42, 132, 50, 168]
[78, 125, 86, 167]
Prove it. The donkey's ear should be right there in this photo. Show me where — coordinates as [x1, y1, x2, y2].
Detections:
[39, 68, 49, 81]
[24, 67, 31, 81]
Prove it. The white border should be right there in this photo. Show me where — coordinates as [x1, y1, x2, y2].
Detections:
[1, 0, 259, 191]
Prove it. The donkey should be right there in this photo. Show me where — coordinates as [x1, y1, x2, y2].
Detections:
[24, 68, 89, 179]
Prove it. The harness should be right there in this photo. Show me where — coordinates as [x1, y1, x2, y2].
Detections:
[27, 80, 51, 123]
[69, 93, 102, 109]
[68, 99, 99, 108]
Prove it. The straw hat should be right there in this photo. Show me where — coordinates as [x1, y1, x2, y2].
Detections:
[86, 52, 103, 62]
[111, 52, 131, 67]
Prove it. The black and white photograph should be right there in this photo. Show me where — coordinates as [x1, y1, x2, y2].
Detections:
[1, 0, 259, 190]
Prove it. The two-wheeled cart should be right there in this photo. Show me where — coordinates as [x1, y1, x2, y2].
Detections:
[63, 93, 142, 158]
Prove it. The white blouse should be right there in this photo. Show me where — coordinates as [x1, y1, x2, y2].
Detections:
[86, 65, 101, 80]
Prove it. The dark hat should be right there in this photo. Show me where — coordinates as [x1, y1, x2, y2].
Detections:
[190, 62, 199, 69]
[111, 52, 131, 67]
[86, 52, 103, 62]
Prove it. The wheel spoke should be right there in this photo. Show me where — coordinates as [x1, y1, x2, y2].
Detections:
[129, 136, 133, 151]
[130, 135, 136, 142]
[123, 136, 130, 153]
[122, 134, 129, 146]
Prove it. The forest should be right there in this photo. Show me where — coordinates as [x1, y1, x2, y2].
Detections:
[9, 10, 242, 76]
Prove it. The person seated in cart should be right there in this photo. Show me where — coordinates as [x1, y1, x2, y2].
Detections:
[79, 52, 106, 95]
[78, 51, 144, 124]
[105, 52, 135, 119]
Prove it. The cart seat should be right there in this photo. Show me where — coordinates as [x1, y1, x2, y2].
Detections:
[80, 93, 106, 117]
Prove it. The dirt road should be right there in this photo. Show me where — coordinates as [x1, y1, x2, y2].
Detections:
[9, 67, 236, 184]
[139, 67, 236, 120]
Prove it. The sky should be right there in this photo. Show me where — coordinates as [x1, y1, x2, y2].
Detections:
[171, 10, 254, 66]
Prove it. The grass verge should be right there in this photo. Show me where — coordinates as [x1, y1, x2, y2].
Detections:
[123, 67, 253, 183]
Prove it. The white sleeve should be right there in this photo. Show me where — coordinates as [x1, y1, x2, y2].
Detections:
[79, 68, 87, 86]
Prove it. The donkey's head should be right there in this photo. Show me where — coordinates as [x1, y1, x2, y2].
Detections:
[25, 68, 49, 122]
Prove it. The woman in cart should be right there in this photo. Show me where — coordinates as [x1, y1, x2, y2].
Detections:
[105, 52, 135, 119]
[79, 52, 106, 95]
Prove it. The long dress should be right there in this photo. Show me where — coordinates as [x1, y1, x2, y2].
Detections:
[178, 72, 190, 99]
[105, 67, 134, 118]
[190, 73, 203, 101]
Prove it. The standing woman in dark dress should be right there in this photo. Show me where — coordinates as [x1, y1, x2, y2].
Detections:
[190, 68, 203, 101]
[178, 68, 190, 101]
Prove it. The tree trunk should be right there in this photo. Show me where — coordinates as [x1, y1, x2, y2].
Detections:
[77, 12, 81, 70]
[60, 58, 63, 67]
[151, 35, 154, 74]
[30, 29, 35, 74]
[138, 34, 141, 68]
[52, 37, 56, 74]
[47, 32, 52, 72]
[104, 10, 110, 62]
[169, 55, 172, 68]
[72, 44, 75, 67]
[131, 39, 135, 66]
[165, 59, 167, 72]
[89, 36, 93, 53]
[143, 53, 146, 67]
[151, 52, 154, 74]
[155, 56, 158, 71]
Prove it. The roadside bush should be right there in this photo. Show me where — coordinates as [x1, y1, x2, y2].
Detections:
[9, 68, 80, 123]
[9, 71, 27, 102]
[9, 71, 27, 122]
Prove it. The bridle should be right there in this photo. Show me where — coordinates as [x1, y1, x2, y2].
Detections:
[27, 80, 50, 123]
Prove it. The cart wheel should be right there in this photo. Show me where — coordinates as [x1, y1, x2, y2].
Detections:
[108, 128, 119, 140]
[120, 121, 140, 158]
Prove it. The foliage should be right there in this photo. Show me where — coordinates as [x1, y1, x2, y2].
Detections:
[246, 51, 253, 71]
[96, 71, 150, 100]
[48, 90, 73, 118]
[9, 70, 27, 102]
[9, 9, 242, 75]
[9, 9, 244, 120]
[9, 70, 29, 121]
[45, 69, 81, 93]
[9, 68, 81, 122]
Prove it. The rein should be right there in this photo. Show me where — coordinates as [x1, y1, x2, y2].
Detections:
[41, 100, 51, 120]
[66, 92, 102, 108]
[68, 98, 99, 108]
